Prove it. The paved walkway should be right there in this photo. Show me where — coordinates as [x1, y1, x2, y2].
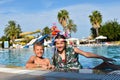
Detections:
[0, 67, 120, 80]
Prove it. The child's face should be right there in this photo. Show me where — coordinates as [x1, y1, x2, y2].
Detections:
[34, 45, 44, 57]
[55, 39, 66, 52]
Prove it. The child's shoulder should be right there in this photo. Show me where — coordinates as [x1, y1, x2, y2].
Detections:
[30, 55, 36, 59]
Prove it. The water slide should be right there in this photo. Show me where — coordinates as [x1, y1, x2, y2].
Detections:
[26, 38, 37, 46]
[23, 34, 49, 48]
[34, 34, 49, 43]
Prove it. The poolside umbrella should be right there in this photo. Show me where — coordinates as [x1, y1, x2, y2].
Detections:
[95, 35, 107, 43]
[95, 35, 107, 40]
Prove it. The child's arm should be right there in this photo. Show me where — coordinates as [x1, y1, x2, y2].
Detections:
[74, 47, 114, 62]
[26, 56, 38, 69]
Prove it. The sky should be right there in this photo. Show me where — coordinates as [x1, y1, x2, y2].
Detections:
[0, 0, 120, 39]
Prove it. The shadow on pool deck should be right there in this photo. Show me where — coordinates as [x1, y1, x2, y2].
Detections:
[0, 67, 120, 80]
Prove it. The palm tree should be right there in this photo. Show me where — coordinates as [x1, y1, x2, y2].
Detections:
[4, 20, 22, 44]
[42, 26, 51, 35]
[42, 26, 51, 40]
[57, 9, 69, 30]
[89, 10, 102, 37]
[67, 19, 77, 37]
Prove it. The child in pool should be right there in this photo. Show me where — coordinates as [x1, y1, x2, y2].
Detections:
[26, 42, 54, 70]
[52, 34, 120, 71]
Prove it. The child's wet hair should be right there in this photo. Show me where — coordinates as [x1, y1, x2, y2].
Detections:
[33, 42, 43, 50]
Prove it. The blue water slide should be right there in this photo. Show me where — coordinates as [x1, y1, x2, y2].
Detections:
[34, 34, 49, 44]
[23, 34, 49, 48]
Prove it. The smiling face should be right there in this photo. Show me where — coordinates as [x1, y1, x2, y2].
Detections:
[55, 39, 66, 52]
[33, 43, 44, 58]
[54, 34, 66, 53]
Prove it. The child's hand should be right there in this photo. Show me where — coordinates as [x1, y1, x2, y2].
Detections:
[49, 65, 55, 69]
[36, 64, 49, 70]
[103, 57, 116, 63]
[42, 65, 48, 69]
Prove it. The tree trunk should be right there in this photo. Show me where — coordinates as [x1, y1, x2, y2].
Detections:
[96, 28, 99, 37]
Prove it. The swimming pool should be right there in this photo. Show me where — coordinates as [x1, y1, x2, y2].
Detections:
[0, 46, 120, 68]
[79, 45, 120, 68]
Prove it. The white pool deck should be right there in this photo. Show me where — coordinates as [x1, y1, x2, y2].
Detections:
[0, 67, 120, 80]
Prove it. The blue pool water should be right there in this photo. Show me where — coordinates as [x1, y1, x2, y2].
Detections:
[0, 46, 120, 68]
